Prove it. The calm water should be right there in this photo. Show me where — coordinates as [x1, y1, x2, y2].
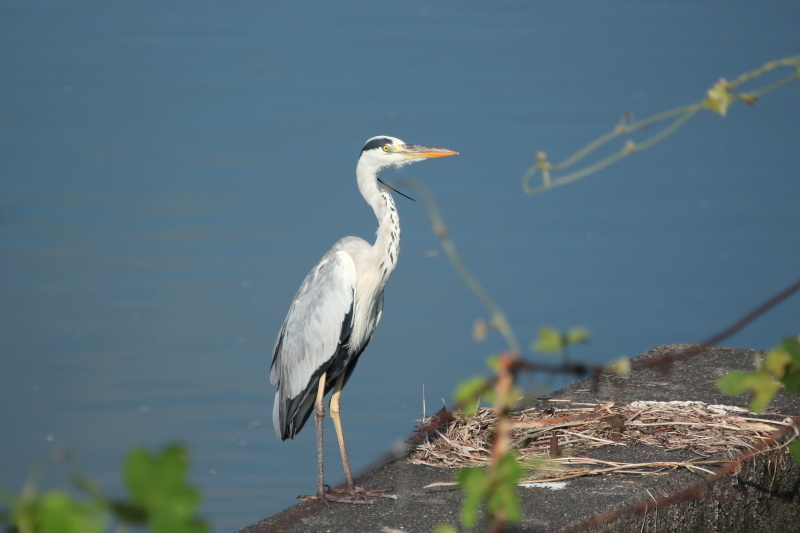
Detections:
[2, 2, 799, 531]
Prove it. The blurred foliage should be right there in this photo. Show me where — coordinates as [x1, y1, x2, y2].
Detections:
[450, 355, 523, 532]
[522, 54, 800, 196]
[531, 325, 591, 356]
[421, 55, 800, 533]
[122, 445, 208, 533]
[457, 452, 523, 529]
[406, 55, 800, 533]
[717, 337, 800, 464]
[1, 444, 209, 533]
[791, 437, 800, 465]
[717, 337, 800, 413]
[455, 376, 493, 416]
[5, 491, 107, 533]
[605, 356, 631, 376]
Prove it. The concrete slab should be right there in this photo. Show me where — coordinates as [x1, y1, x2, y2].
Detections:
[239, 345, 800, 533]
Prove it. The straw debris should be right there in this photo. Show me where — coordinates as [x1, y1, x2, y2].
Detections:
[409, 401, 795, 481]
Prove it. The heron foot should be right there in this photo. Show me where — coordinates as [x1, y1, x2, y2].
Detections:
[299, 489, 374, 505]
[332, 485, 397, 500]
[299, 485, 396, 504]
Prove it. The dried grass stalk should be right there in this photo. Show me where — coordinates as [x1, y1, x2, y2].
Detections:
[409, 401, 794, 474]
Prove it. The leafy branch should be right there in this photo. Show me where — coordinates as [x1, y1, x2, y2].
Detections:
[1, 444, 209, 533]
[717, 337, 800, 463]
[401, 55, 800, 532]
[522, 54, 800, 196]
[452, 354, 524, 532]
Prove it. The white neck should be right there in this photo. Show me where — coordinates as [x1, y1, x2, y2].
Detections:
[356, 157, 401, 282]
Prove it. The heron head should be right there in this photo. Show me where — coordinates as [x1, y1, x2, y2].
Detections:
[359, 136, 458, 170]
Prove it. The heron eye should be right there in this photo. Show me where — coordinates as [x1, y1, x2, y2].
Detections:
[382, 145, 390, 152]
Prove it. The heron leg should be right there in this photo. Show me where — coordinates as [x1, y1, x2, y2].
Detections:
[314, 371, 327, 501]
[329, 373, 356, 489]
[300, 372, 373, 505]
[329, 373, 397, 500]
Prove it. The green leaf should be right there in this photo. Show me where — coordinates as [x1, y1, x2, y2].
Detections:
[456, 468, 489, 528]
[495, 452, 524, 483]
[703, 78, 734, 116]
[565, 327, 591, 345]
[454, 377, 489, 415]
[488, 482, 521, 525]
[717, 370, 781, 413]
[788, 439, 800, 465]
[532, 326, 563, 355]
[747, 372, 782, 414]
[780, 368, 800, 394]
[488, 453, 523, 523]
[123, 445, 209, 533]
[765, 347, 791, 377]
[433, 523, 458, 533]
[716, 371, 751, 396]
[151, 507, 208, 533]
[125, 445, 195, 508]
[606, 357, 631, 376]
[21, 491, 107, 533]
[782, 337, 800, 366]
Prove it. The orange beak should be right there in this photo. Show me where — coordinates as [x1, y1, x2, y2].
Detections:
[400, 144, 459, 158]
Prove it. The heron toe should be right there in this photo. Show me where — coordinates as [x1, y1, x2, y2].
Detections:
[332, 485, 397, 501]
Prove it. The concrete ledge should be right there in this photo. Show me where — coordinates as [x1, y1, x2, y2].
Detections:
[240, 345, 800, 532]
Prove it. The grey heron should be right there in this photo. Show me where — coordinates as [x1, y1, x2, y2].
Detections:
[270, 136, 457, 503]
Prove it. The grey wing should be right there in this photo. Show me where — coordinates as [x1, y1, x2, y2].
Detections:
[270, 249, 357, 440]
